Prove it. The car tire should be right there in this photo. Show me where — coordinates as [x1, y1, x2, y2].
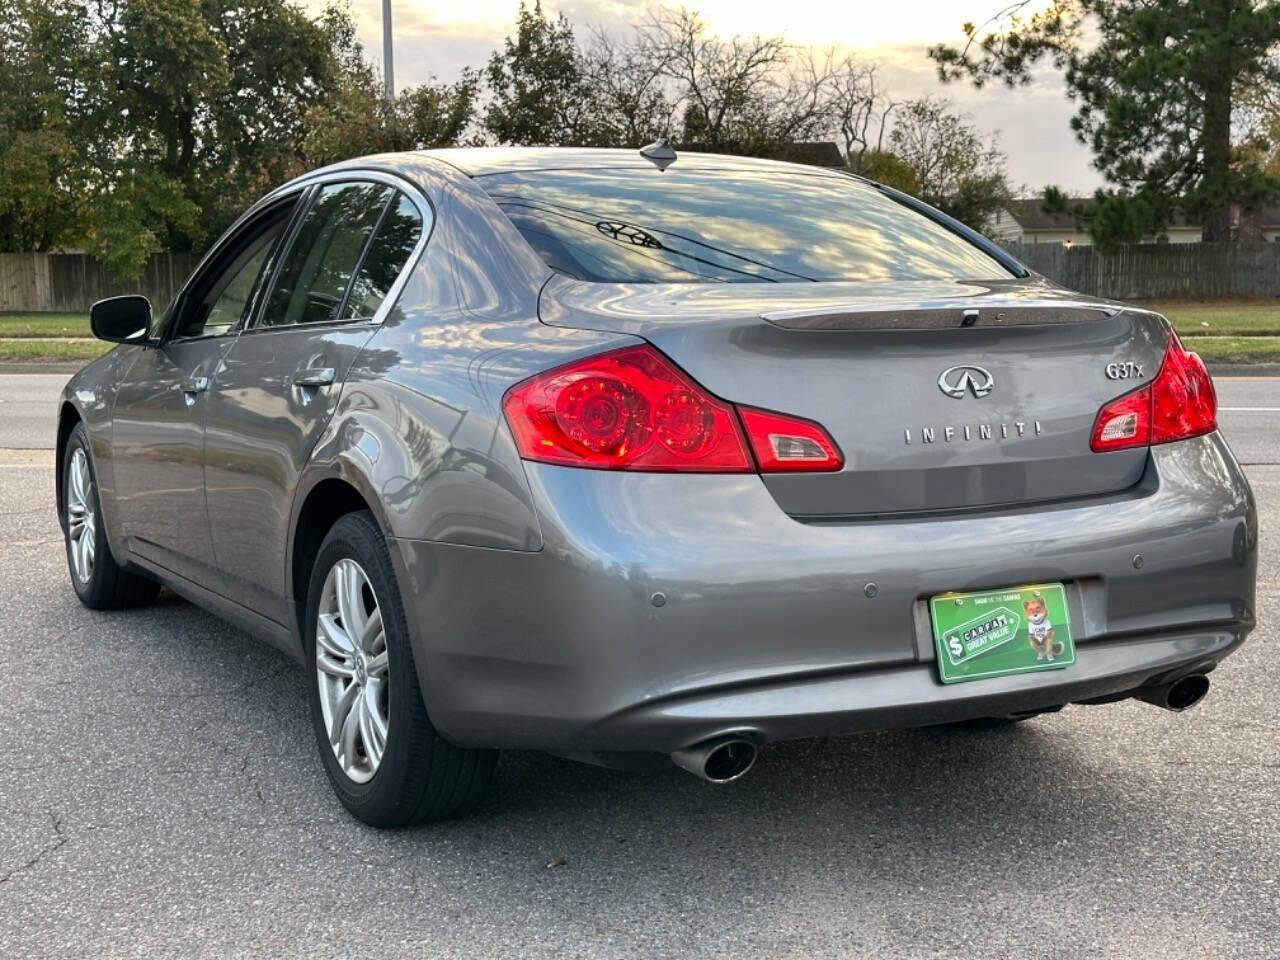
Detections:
[304, 510, 497, 826]
[62, 423, 161, 610]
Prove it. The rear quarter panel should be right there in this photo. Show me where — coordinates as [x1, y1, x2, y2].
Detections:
[298, 163, 637, 554]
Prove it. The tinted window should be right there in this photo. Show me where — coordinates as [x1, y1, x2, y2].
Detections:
[198, 233, 277, 336]
[340, 194, 423, 320]
[169, 201, 294, 339]
[263, 182, 393, 327]
[479, 168, 1014, 283]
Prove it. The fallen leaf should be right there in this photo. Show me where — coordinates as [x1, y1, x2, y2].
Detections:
[545, 856, 566, 869]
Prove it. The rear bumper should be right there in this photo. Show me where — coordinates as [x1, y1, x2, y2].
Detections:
[390, 431, 1256, 753]
[563, 627, 1245, 753]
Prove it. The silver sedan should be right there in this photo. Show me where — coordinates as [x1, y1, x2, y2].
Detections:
[57, 147, 1255, 825]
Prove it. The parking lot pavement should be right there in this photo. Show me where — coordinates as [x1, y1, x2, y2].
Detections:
[0, 375, 69, 450]
[1, 378, 1277, 958]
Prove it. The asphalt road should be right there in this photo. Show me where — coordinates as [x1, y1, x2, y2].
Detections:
[1, 372, 1277, 959]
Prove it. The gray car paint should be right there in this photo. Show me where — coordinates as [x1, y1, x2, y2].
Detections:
[540, 275, 1163, 516]
[58, 148, 1257, 762]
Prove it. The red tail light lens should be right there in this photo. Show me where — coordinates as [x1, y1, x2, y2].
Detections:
[1151, 334, 1216, 444]
[502, 345, 753, 471]
[502, 344, 844, 473]
[1090, 333, 1217, 453]
[738, 406, 844, 472]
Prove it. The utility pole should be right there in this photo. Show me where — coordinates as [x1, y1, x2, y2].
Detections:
[382, 0, 394, 103]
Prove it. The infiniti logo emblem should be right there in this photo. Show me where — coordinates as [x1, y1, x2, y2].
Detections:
[938, 365, 995, 399]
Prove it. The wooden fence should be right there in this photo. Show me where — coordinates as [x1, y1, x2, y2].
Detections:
[0, 251, 199, 314]
[4, 243, 1280, 312]
[1003, 241, 1280, 300]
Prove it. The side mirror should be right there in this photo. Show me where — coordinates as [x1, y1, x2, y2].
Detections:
[90, 295, 153, 344]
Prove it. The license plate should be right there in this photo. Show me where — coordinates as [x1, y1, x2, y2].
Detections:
[930, 583, 1075, 684]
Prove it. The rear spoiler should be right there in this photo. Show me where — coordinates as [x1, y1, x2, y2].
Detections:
[760, 301, 1123, 331]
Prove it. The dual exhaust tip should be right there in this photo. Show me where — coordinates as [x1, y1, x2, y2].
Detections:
[669, 675, 1210, 782]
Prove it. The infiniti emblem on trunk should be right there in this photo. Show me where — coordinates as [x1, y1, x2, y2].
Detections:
[938, 365, 995, 399]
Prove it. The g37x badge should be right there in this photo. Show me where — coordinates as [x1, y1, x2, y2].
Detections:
[1105, 361, 1146, 380]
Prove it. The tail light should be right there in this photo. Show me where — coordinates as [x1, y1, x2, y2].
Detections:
[1090, 333, 1217, 453]
[737, 406, 844, 472]
[502, 344, 842, 473]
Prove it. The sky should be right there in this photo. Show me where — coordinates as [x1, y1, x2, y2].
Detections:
[308, 0, 1103, 195]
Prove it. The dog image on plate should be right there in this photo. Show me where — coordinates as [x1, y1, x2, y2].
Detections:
[1025, 593, 1064, 661]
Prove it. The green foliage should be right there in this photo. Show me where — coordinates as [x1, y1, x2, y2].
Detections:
[878, 98, 1014, 230]
[91, 168, 203, 278]
[0, 1, 90, 252]
[930, 1, 1280, 244]
[0, 0, 1065, 281]
[860, 151, 920, 195]
[0, 0, 375, 279]
[300, 65, 478, 168]
[484, 2, 594, 146]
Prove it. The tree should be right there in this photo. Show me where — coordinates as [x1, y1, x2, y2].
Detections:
[929, 1, 1280, 244]
[638, 7, 834, 155]
[1238, 67, 1280, 180]
[860, 150, 920, 195]
[0, 1, 89, 252]
[0, 0, 378, 277]
[580, 28, 674, 147]
[880, 98, 1014, 229]
[826, 57, 895, 174]
[483, 2, 594, 146]
[300, 64, 479, 168]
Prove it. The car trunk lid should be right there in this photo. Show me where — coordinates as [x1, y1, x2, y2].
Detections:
[539, 275, 1166, 518]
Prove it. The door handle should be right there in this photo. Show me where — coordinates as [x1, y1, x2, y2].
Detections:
[292, 368, 336, 388]
[181, 376, 208, 406]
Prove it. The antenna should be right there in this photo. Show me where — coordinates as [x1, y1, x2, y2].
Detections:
[639, 138, 677, 172]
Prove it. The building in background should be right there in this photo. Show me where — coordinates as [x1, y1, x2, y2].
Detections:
[991, 199, 1280, 246]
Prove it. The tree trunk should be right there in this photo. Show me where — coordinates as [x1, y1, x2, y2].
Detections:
[1200, 1, 1234, 242]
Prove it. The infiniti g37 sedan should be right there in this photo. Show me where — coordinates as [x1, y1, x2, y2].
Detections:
[58, 147, 1256, 825]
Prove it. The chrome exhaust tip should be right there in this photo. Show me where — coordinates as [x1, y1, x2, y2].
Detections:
[1134, 674, 1210, 712]
[672, 738, 757, 783]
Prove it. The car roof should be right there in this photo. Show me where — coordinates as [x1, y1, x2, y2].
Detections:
[417, 146, 852, 179]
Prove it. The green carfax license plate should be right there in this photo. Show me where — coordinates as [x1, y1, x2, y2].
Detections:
[930, 583, 1075, 684]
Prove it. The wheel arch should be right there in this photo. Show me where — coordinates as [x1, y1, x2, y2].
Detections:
[288, 467, 392, 644]
[55, 401, 83, 528]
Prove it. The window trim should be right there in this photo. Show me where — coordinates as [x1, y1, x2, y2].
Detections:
[242, 171, 433, 336]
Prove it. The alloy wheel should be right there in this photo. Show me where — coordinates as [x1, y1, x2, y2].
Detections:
[315, 558, 390, 784]
[66, 447, 96, 584]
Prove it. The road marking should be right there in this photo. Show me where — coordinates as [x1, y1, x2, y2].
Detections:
[1220, 407, 1280, 412]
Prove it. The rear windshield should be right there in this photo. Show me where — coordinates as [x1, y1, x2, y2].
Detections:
[477, 167, 1016, 284]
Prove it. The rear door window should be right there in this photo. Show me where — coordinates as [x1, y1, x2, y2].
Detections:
[340, 193, 424, 320]
[477, 167, 1015, 283]
[261, 182, 394, 327]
